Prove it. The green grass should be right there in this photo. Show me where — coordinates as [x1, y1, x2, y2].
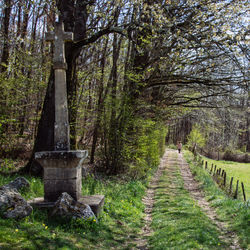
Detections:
[201, 156, 250, 200]
[0, 173, 150, 249]
[0, 151, 249, 249]
[185, 151, 250, 249]
[149, 151, 228, 250]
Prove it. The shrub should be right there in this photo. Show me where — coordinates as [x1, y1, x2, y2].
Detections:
[187, 124, 206, 159]
[125, 118, 167, 179]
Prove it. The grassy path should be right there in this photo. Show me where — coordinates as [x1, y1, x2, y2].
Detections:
[137, 149, 242, 249]
[134, 151, 168, 249]
[178, 153, 241, 249]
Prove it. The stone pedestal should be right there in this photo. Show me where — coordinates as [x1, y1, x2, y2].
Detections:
[35, 150, 87, 202]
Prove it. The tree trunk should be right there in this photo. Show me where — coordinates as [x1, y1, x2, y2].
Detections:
[108, 33, 122, 173]
[0, 0, 12, 135]
[18, 1, 31, 136]
[90, 38, 109, 164]
[0, 0, 12, 73]
[22, 69, 55, 175]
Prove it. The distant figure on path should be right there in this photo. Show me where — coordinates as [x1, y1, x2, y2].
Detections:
[177, 141, 182, 153]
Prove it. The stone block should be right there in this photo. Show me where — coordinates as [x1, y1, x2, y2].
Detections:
[29, 195, 105, 217]
[79, 195, 105, 216]
[44, 166, 81, 180]
[44, 178, 82, 202]
[35, 150, 88, 202]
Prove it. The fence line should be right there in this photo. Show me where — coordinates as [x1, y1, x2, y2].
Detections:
[201, 160, 247, 202]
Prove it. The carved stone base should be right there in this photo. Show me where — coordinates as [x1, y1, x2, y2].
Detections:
[35, 150, 87, 202]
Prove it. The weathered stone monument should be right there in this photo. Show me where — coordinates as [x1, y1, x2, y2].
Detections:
[32, 19, 104, 216]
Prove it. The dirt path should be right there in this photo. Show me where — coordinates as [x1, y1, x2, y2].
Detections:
[178, 152, 242, 250]
[134, 150, 169, 249]
[134, 149, 242, 249]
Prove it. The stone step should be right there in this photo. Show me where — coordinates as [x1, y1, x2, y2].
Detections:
[28, 194, 104, 217]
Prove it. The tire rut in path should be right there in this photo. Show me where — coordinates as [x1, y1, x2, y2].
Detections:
[134, 150, 170, 249]
[178, 153, 242, 250]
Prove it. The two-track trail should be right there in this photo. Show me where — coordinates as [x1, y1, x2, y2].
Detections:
[134, 150, 169, 249]
[178, 152, 241, 250]
[134, 149, 241, 250]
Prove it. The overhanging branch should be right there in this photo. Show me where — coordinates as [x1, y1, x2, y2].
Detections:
[75, 27, 126, 47]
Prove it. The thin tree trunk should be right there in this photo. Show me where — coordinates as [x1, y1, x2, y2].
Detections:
[18, 0, 32, 136]
[90, 38, 109, 163]
[0, 0, 12, 135]
[108, 33, 123, 173]
[0, 0, 12, 73]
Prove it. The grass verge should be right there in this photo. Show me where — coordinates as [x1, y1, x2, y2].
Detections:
[184, 151, 250, 249]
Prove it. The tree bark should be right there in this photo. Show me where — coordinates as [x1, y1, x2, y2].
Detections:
[18, 0, 32, 136]
[90, 38, 109, 164]
[107, 33, 123, 173]
[22, 69, 55, 175]
[0, 0, 12, 135]
[0, 0, 12, 73]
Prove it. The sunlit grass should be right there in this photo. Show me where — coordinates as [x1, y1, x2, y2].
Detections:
[202, 156, 250, 200]
[1, 151, 249, 249]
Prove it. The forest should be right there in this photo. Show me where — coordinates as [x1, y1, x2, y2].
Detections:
[0, 0, 249, 176]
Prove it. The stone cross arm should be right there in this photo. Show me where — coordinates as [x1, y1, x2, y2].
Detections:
[45, 21, 74, 69]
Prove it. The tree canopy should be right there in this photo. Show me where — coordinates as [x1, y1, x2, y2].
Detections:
[0, 0, 249, 174]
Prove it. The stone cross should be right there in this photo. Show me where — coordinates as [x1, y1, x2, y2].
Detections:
[34, 19, 104, 211]
[46, 21, 73, 69]
[46, 21, 73, 151]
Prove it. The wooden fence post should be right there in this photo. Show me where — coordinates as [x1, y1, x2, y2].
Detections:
[210, 165, 213, 174]
[205, 161, 207, 169]
[241, 182, 246, 202]
[223, 172, 226, 187]
[234, 180, 239, 199]
[229, 177, 233, 194]
[222, 169, 224, 176]
[214, 165, 217, 175]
